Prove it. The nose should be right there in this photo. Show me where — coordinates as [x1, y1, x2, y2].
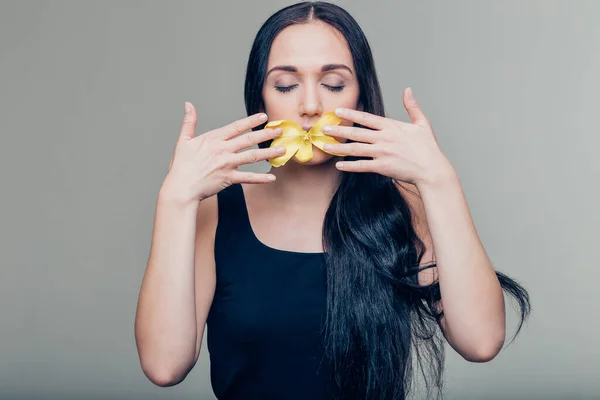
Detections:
[299, 82, 322, 121]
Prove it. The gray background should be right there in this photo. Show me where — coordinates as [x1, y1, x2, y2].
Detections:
[1, 1, 598, 399]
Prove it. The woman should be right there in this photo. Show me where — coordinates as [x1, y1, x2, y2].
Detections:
[135, 2, 530, 399]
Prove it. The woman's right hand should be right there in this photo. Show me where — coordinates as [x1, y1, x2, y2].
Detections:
[161, 102, 285, 203]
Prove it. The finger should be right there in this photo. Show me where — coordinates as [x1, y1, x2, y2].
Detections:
[403, 87, 430, 128]
[230, 170, 277, 184]
[334, 108, 387, 130]
[322, 142, 378, 157]
[218, 113, 269, 140]
[178, 102, 197, 141]
[231, 145, 287, 166]
[335, 159, 380, 173]
[321, 125, 378, 143]
[227, 127, 283, 152]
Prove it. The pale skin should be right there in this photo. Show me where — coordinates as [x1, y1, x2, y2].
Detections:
[134, 19, 505, 388]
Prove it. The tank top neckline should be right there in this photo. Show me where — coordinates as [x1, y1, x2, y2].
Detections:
[235, 183, 326, 258]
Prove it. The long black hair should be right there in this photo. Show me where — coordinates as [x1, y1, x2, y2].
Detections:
[244, 2, 530, 399]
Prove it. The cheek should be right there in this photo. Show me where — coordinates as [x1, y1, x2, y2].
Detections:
[262, 90, 296, 116]
[328, 88, 360, 118]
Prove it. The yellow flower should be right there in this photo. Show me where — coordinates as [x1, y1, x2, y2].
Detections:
[265, 111, 345, 167]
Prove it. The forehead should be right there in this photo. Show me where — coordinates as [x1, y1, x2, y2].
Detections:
[267, 21, 354, 70]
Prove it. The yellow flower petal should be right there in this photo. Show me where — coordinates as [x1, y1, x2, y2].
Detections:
[295, 140, 314, 162]
[268, 139, 302, 167]
[311, 135, 344, 156]
[265, 111, 344, 166]
[309, 111, 342, 134]
[265, 120, 285, 128]
[266, 120, 305, 137]
[270, 135, 302, 147]
[267, 121, 305, 167]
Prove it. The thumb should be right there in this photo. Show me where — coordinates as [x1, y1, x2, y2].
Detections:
[179, 101, 197, 141]
[403, 88, 430, 128]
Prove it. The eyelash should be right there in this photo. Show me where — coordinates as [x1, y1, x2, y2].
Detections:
[274, 84, 345, 93]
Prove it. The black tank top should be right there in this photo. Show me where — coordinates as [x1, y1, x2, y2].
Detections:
[206, 183, 335, 399]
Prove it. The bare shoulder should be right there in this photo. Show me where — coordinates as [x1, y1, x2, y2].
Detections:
[191, 193, 219, 363]
[394, 180, 426, 233]
[194, 192, 218, 271]
[394, 181, 437, 284]
[195, 193, 219, 245]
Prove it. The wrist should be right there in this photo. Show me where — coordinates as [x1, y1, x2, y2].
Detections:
[158, 180, 200, 209]
[416, 157, 458, 190]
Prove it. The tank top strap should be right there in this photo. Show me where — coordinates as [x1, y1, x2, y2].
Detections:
[214, 183, 253, 253]
[216, 183, 249, 229]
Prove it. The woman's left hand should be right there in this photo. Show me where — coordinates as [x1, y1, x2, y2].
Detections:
[322, 87, 455, 186]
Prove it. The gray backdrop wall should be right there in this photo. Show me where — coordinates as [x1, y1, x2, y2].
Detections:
[1, 1, 598, 399]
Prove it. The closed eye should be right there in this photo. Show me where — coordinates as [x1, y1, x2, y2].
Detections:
[274, 84, 298, 93]
[274, 84, 345, 93]
[324, 84, 345, 92]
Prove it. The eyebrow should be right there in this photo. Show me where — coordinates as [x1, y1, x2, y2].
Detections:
[266, 63, 354, 77]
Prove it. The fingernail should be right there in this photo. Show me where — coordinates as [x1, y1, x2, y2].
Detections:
[273, 128, 283, 134]
[276, 146, 286, 154]
[259, 113, 268, 121]
[322, 125, 332, 132]
[184, 102, 191, 114]
[406, 87, 414, 101]
[335, 108, 344, 116]
[267, 174, 276, 181]
[323, 144, 332, 150]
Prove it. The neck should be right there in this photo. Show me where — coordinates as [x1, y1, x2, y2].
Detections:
[266, 157, 343, 208]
